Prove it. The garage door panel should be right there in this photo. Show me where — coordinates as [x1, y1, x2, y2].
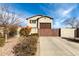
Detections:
[40, 23, 51, 29]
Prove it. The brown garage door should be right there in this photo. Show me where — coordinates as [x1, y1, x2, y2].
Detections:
[40, 23, 51, 29]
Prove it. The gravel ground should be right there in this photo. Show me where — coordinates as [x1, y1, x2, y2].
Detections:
[0, 36, 19, 56]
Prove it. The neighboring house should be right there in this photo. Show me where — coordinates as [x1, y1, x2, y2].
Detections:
[27, 15, 53, 35]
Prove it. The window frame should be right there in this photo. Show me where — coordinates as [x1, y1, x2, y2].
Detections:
[30, 20, 36, 24]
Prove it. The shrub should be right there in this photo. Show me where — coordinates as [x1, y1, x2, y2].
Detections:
[20, 26, 31, 37]
[31, 33, 39, 37]
[8, 27, 17, 37]
[0, 37, 5, 47]
[13, 35, 38, 56]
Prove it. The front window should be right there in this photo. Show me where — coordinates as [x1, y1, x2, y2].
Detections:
[30, 20, 36, 23]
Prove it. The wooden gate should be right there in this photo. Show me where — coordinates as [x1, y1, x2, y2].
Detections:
[39, 29, 60, 36]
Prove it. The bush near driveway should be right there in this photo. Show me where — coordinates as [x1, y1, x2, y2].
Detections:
[20, 26, 31, 37]
[13, 35, 38, 56]
[31, 33, 39, 37]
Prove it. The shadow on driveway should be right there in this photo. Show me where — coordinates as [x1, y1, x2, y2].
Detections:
[62, 37, 79, 43]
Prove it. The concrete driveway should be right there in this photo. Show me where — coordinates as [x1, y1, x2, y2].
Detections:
[37, 37, 79, 56]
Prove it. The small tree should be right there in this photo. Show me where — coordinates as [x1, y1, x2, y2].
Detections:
[0, 5, 22, 42]
[8, 26, 18, 37]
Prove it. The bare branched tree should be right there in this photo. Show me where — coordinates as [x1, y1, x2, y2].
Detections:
[62, 17, 79, 28]
[0, 4, 22, 42]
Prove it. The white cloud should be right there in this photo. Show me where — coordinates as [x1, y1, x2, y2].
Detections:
[55, 5, 77, 24]
[53, 6, 77, 28]
[55, 6, 75, 18]
[62, 7, 75, 16]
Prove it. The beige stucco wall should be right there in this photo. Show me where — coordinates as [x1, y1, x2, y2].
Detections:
[27, 16, 42, 34]
[27, 16, 42, 28]
[27, 20, 37, 28]
[30, 28, 38, 33]
[61, 28, 75, 38]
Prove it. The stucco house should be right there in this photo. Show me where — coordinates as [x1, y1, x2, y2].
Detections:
[26, 15, 79, 38]
[26, 15, 53, 35]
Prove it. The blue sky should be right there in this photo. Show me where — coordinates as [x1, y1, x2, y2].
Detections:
[1, 3, 79, 28]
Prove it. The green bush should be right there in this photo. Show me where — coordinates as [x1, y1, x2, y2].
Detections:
[0, 37, 5, 47]
[13, 35, 38, 56]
